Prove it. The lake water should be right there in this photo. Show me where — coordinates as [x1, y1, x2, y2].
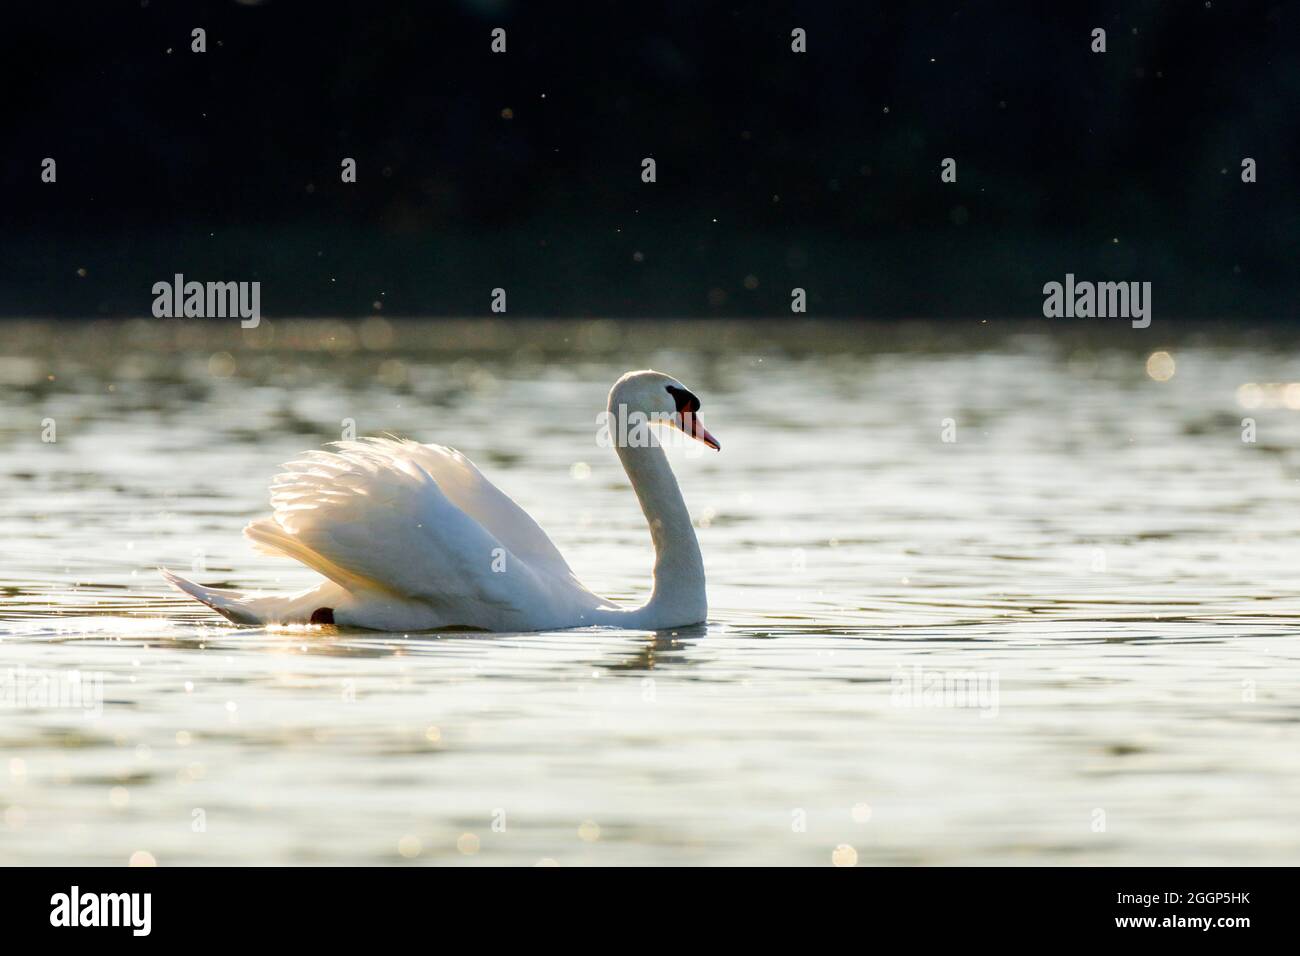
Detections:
[1, 317, 1297, 865]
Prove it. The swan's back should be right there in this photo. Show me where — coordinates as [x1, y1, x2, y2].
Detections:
[270, 439, 575, 578]
[232, 438, 592, 629]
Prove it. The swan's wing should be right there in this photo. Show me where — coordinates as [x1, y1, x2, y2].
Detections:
[244, 439, 564, 610]
[389, 439, 573, 578]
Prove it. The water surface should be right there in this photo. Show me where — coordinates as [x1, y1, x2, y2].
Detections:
[1, 318, 1297, 865]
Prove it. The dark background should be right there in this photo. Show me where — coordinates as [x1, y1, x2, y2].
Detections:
[1, 0, 1295, 320]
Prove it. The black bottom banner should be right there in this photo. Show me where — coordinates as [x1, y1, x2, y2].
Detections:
[0, 865, 1283, 943]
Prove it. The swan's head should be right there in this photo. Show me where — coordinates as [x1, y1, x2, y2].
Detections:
[608, 370, 721, 451]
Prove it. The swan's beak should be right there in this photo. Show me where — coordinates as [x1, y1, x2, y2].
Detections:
[680, 411, 721, 451]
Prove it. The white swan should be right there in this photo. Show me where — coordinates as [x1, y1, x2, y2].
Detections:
[161, 370, 720, 631]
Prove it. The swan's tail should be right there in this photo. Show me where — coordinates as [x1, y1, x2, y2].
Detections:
[159, 568, 268, 625]
[162, 567, 346, 626]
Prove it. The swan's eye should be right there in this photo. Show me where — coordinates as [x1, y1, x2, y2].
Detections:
[665, 385, 700, 413]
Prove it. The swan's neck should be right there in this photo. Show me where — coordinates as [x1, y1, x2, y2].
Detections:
[613, 434, 706, 628]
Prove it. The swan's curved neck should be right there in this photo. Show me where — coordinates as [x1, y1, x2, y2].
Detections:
[611, 433, 706, 628]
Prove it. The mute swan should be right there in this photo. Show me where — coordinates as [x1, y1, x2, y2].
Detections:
[161, 369, 720, 631]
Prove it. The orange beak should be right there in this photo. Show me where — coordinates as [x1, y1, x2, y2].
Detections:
[680, 411, 721, 451]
